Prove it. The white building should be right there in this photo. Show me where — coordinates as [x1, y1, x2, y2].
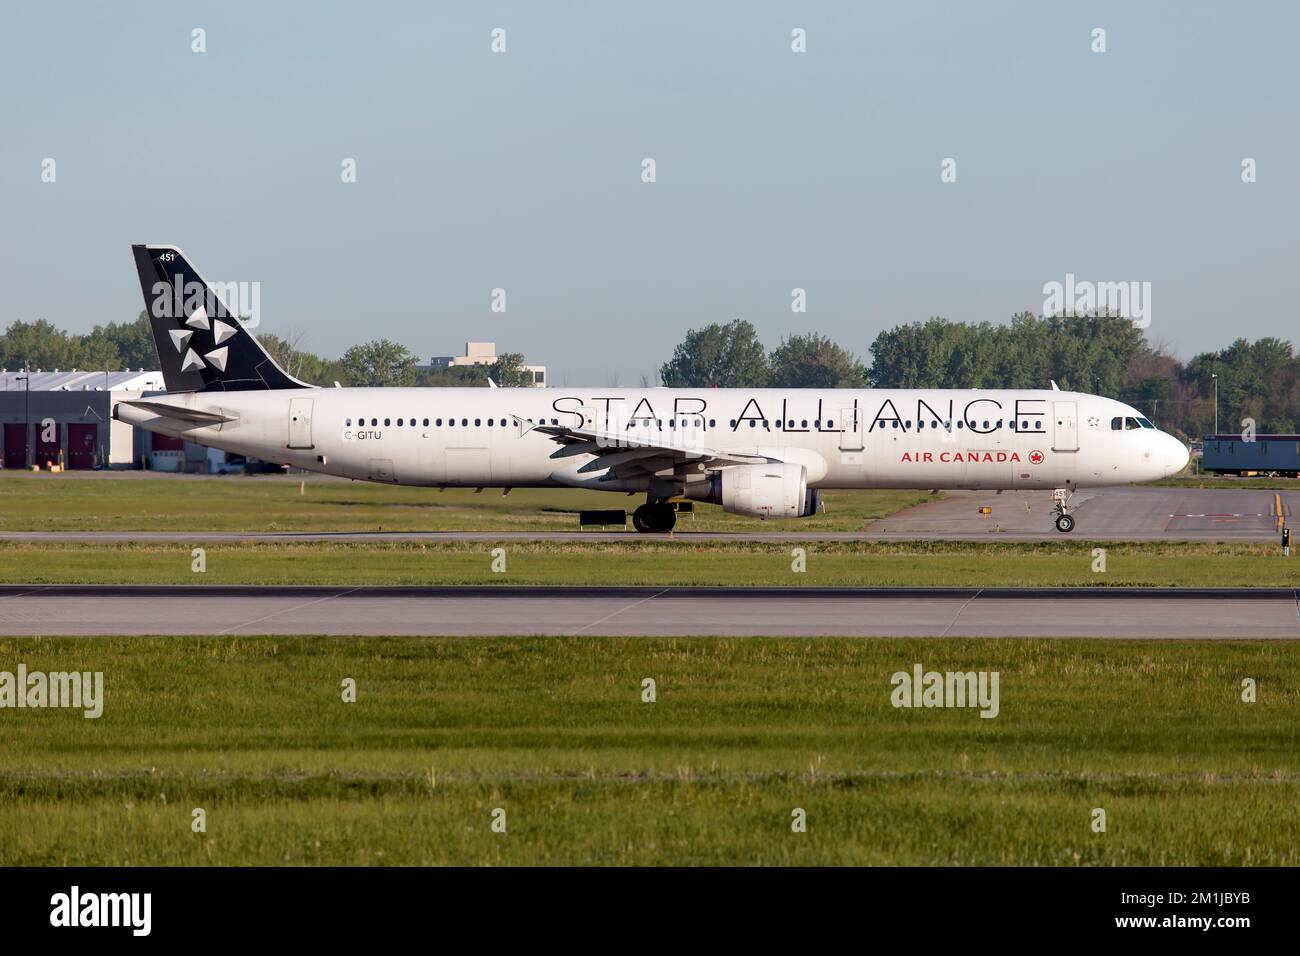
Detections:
[427, 342, 546, 387]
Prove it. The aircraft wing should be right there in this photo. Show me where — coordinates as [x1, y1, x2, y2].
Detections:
[515, 415, 767, 481]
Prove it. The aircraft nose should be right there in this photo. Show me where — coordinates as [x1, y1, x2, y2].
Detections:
[1163, 433, 1190, 477]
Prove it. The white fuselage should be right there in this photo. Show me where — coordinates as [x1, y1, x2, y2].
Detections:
[115, 387, 1190, 496]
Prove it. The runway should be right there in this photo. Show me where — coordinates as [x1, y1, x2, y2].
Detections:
[0, 487, 1290, 543]
[863, 486, 1294, 540]
[0, 585, 1295, 638]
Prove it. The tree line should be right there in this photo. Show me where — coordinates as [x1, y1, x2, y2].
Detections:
[0, 314, 534, 390]
[2, 312, 1296, 440]
[658, 315, 1300, 439]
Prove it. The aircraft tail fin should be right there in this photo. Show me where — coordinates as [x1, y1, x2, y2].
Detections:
[131, 244, 311, 393]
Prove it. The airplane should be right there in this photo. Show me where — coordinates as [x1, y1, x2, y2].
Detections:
[115, 244, 1190, 534]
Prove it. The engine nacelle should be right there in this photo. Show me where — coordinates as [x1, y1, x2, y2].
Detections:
[707, 462, 812, 518]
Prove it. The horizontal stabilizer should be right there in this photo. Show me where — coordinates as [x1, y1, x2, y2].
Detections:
[118, 399, 235, 426]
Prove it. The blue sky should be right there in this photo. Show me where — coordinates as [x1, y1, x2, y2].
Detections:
[1, 1, 1296, 384]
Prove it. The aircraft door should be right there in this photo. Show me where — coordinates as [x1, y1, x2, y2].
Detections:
[288, 398, 314, 449]
[1052, 401, 1078, 452]
[838, 405, 863, 451]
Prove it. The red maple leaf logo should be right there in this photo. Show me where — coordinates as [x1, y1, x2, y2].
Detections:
[1028, 450, 1045, 465]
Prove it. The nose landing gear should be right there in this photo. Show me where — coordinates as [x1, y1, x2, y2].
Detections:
[1052, 488, 1075, 533]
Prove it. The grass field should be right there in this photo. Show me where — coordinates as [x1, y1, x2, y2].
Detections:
[0, 474, 930, 533]
[2, 475, 1296, 867]
[1152, 475, 1300, 490]
[1, 636, 1297, 865]
[0, 539, 1297, 587]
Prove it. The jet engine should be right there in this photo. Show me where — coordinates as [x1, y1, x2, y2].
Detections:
[705, 462, 817, 518]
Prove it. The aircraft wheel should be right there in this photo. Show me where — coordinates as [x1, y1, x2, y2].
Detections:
[1055, 513, 1075, 533]
[632, 505, 654, 533]
[654, 507, 677, 533]
[632, 504, 676, 533]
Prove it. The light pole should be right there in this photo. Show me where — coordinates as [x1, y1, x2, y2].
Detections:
[16, 365, 29, 469]
[1211, 373, 1219, 435]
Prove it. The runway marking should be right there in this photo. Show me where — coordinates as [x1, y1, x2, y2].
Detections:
[1169, 514, 1263, 518]
[217, 587, 361, 635]
[938, 588, 985, 638]
[571, 588, 670, 635]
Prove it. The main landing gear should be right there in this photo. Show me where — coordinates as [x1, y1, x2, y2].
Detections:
[1052, 488, 1075, 533]
[632, 503, 677, 534]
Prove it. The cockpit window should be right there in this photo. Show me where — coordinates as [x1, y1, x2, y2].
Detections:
[1137, 418, 1155, 429]
[1111, 417, 1122, 430]
[1124, 417, 1142, 430]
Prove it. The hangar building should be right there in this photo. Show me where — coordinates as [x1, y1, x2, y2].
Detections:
[0, 368, 194, 470]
